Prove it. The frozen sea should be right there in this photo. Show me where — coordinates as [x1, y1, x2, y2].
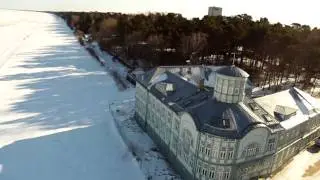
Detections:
[0, 10, 144, 180]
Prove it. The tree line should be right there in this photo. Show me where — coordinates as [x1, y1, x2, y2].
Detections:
[54, 11, 320, 94]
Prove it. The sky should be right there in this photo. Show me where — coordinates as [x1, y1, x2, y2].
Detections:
[0, 0, 319, 27]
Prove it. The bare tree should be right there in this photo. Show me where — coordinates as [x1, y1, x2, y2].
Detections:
[98, 18, 118, 41]
[180, 32, 208, 64]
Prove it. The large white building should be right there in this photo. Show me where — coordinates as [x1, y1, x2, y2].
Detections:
[134, 65, 320, 180]
[208, 7, 222, 16]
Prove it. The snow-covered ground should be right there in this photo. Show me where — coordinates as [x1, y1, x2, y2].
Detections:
[109, 99, 181, 180]
[0, 10, 144, 180]
[271, 145, 320, 180]
[88, 42, 133, 91]
[87, 37, 180, 180]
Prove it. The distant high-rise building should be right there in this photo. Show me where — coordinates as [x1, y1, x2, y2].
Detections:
[208, 6, 222, 16]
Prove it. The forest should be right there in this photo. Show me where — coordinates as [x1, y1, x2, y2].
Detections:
[55, 11, 320, 94]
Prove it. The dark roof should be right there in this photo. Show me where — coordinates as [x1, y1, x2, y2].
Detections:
[187, 99, 262, 138]
[216, 66, 249, 78]
[135, 66, 274, 139]
[148, 71, 211, 113]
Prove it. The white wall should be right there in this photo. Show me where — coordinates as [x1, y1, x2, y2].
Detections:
[214, 74, 247, 103]
[178, 113, 199, 173]
[237, 127, 270, 160]
[208, 7, 222, 16]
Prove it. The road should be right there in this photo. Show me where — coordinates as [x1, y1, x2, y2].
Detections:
[0, 10, 144, 180]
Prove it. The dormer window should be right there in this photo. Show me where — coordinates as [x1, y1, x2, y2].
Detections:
[221, 108, 234, 129]
[248, 102, 259, 111]
[165, 83, 175, 92]
[222, 119, 230, 128]
[155, 82, 175, 96]
[262, 114, 273, 122]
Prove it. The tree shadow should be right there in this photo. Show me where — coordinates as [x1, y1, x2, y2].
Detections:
[0, 12, 141, 180]
[0, 41, 116, 130]
[0, 18, 134, 130]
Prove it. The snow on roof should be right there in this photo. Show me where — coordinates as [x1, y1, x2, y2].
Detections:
[279, 111, 308, 129]
[254, 87, 320, 129]
[148, 73, 168, 88]
[216, 65, 249, 78]
[293, 87, 320, 110]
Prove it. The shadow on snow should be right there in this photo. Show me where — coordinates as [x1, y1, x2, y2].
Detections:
[0, 14, 140, 180]
[0, 125, 137, 180]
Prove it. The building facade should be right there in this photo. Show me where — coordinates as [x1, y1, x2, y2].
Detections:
[208, 7, 222, 17]
[134, 66, 320, 180]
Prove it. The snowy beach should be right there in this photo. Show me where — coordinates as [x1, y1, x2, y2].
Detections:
[0, 10, 144, 180]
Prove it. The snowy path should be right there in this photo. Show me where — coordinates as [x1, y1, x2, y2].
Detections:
[0, 10, 144, 180]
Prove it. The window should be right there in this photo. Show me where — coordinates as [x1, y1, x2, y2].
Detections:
[222, 85, 228, 94]
[227, 151, 234, 159]
[211, 150, 218, 158]
[197, 167, 201, 173]
[244, 143, 260, 157]
[202, 169, 207, 176]
[267, 139, 276, 151]
[219, 148, 234, 160]
[224, 172, 230, 180]
[205, 148, 211, 156]
[228, 87, 234, 95]
[200, 146, 204, 153]
[209, 171, 215, 178]
[220, 151, 226, 159]
[234, 88, 240, 95]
